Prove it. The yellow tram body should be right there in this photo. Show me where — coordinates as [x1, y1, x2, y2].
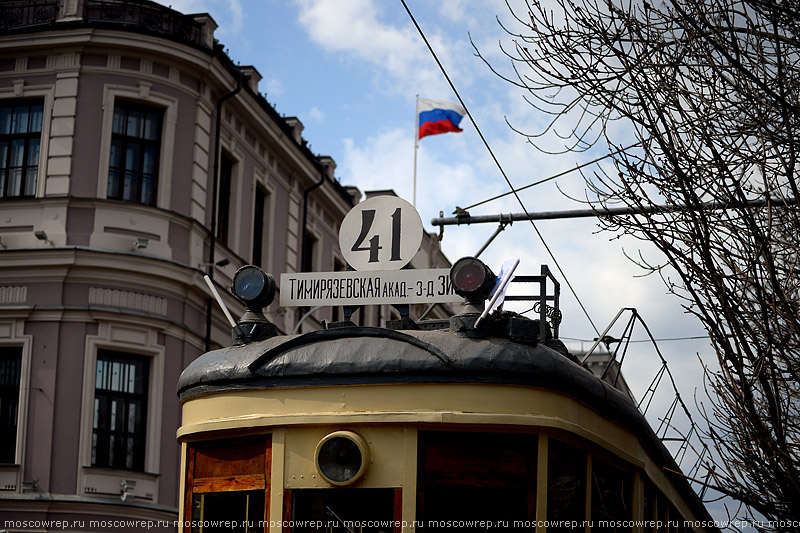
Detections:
[176, 303, 719, 533]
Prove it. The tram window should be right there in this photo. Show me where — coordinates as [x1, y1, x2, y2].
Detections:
[643, 480, 656, 533]
[591, 457, 633, 532]
[657, 492, 669, 532]
[184, 435, 271, 533]
[664, 499, 684, 533]
[547, 438, 587, 532]
[417, 432, 537, 532]
[191, 490, 264, 533]
[289, 488, 396, 532]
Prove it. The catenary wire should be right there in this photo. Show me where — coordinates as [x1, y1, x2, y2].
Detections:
[399, 0, 600, 336]
[561, 335, 711, 343]
[464, 142, 641, 211]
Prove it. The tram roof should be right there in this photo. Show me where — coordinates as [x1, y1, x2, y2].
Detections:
[178, 322, 642, 432]
[178, 320, 719, 529]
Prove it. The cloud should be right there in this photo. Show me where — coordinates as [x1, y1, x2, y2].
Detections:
[305, 106, 326, 123]
[293, 0, 462, 96]
[263, 75, 285, 98]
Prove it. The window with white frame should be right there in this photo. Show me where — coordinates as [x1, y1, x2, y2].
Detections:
[217, 151, 235, 246]
[0, 100, 43, 198]
[252, 185, 271, 268]
[0, 346, 22, 464]
[106, 101, 163, 205]
[92, 350, 150, 471]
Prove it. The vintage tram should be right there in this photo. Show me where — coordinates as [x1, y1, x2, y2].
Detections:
[176, 259, 719, 533]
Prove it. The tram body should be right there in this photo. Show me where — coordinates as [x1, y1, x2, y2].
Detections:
[176, 292, 718, 533]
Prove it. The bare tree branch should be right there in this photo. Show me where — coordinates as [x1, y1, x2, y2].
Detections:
[484, 0, 800, 530]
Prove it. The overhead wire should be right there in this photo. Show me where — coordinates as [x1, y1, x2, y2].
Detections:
[464, 142, 641, 211]
[399, 0, 600, 336]
[396, 7, 717, 486]
[561, 334, 711, 343]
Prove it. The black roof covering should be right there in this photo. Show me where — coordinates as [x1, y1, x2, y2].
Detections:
[177, 324, 718, 529]
[178, 326, 617, 405]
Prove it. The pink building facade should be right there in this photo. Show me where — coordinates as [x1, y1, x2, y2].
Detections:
[0, 1, 455, 530]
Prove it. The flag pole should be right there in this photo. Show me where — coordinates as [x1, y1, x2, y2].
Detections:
[413, 94, 419, 207]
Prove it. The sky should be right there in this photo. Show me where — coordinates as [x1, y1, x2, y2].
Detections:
[161, 0, 731, 519]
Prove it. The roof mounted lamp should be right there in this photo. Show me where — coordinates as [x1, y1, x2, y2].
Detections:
[450, 257, 496, 309]
[230, 265, 278, 345]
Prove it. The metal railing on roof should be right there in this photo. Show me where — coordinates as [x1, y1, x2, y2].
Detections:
[0, 0, 203, 47]
[0, 0, 59, 30]
[84, 0, 203, 45]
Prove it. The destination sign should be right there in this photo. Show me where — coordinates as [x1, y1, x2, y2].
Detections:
[280, 269, 463, 307]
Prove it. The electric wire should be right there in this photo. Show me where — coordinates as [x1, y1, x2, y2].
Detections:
[399, 0, 600, 336]
[464, 142, 641, 211]
[561, 334, 710, 343]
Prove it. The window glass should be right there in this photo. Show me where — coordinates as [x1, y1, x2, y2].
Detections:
[29, 105, 42, 133]
[291, 489, 394, 533]
[591, 457, 633, 532]
[252, 186, 269, 267]
[0, 108, 10, 134]
[0, 347, 23, 464]
[418, 431, 537, 531]
[107, 101, 162, 206]
[144, 112, 160, 140]
[547, 438, 587, 531]
[112, 107, 126, 134]
[92, 350, 149, 470]
[192, 491, 264, 533]
[12, 107, 29, 134]
[126, 109, 143, 137]
[0, 100, 42, 198]
[301, 231, 316, 273]
[217, 153, 233, 245]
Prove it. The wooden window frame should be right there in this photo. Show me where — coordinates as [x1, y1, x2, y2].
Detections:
[184, 434, 272, 533]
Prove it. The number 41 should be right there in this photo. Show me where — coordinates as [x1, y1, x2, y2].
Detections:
[351, 208, 402, 263]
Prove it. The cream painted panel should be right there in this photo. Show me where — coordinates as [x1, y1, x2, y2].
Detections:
[179, 384, 640, 466]
[284, 425, 407, 489]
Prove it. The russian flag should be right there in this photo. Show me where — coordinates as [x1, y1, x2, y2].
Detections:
[418, 98, 466, 140]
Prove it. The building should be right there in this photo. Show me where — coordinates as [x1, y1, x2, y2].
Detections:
[0, 1, 455, 529]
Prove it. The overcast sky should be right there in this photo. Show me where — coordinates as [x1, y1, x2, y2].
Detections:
[161, 0, 728, 516]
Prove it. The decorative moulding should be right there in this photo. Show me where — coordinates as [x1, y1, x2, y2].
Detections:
[88, 287, 167, 316]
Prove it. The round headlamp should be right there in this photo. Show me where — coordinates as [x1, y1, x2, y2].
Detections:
[315, 431, 370, 486]
[232, 265, 276, 309]
[450, 257, 497, 302]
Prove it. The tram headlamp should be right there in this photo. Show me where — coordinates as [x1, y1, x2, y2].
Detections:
[315, 431, 370, 486]
[232, 265, 276, 310]
[450, 257, 497, 302]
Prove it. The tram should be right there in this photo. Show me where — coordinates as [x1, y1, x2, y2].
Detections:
[176, 258, 719, 533]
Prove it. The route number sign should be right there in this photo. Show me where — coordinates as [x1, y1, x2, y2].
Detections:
[339, 196, 423, 271]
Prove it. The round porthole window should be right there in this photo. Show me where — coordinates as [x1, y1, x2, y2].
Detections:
[315, 431, 370, 486]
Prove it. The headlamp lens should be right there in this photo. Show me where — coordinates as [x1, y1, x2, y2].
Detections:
[234, 267, 266, 302]
[450, 257, 496, 301]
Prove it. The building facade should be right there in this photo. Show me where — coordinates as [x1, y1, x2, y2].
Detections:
[0, 1, 455, 529]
